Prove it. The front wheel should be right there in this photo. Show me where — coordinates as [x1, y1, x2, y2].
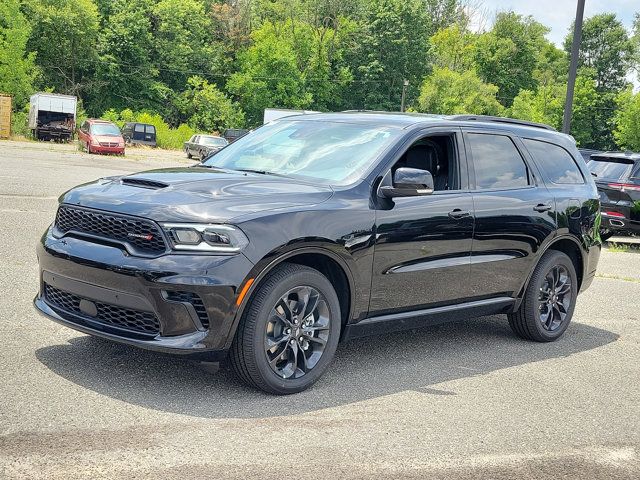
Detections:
[508, 250, 577, 342]
[230, 263, 341, 394]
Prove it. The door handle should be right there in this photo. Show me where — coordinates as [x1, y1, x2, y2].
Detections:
[533, 203, 552, 212]
[448, 208, 471, 219]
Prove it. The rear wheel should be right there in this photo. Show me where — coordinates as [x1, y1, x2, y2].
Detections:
[230, 263, 341, 394]
[508, 250, 577, 342]
[186, 151, 192, 159]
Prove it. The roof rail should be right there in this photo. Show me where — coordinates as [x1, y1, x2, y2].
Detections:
[448, 115, 556, 131]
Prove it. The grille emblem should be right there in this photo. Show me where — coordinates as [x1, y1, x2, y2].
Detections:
[127, 232, 154, 240]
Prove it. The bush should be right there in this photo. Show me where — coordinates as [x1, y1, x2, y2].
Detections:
[10, 110, 30, 137]
[101, 109, 194, 149]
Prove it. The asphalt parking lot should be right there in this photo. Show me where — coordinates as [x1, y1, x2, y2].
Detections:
[0, 139, 639, 479]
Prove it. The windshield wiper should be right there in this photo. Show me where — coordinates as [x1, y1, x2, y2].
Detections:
[236, 168, 289, 178]
[591, 172, 598, 177]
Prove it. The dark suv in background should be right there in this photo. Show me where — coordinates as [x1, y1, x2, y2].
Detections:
[585, 151, 640, 240]
[34, 113, 601, 394]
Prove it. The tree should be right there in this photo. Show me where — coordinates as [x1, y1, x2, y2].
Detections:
[151, 0, 220, 92]
[24, 0, 100, 96]
[474, 12, 550, 106]
[175, 76, 245, 132]
[564, 13, 635, 93]
[429, 24, 477, 72]
[227, 19, 353, 125]
[0, 0, 39, 108]
[89, 0, 163, 115]
[344, 0, 432, 111]
[613, 88, 640, 151]
[414, 67, 503, 115]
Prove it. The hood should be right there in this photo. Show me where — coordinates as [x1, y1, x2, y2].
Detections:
[94, 134, 124, 143]
[60, 167, 334, 223]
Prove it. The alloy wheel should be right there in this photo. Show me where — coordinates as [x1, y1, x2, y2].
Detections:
[538, 265, 572, 332]
[264, 286, 331, 379]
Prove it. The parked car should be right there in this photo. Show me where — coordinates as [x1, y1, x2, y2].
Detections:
[223, 128, 250, 143]
[34, 113, 601, 394]
[183, 134, 228, 159]
[585, 151, 640, 240]
[122, 122, 156, 147]
[78, 119, 125, 155]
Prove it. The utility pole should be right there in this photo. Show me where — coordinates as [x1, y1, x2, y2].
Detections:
[400, 79, 409, 112]
[563, 0, 586, 134]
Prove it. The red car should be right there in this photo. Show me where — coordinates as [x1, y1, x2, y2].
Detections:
[78, 119, 125, 155]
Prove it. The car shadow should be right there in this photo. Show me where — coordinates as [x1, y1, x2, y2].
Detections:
[35, 315, 618, 418]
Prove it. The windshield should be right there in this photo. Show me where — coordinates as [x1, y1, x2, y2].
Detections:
[91, 123, 121, 136]
[201, 136, 227, 146]
[202, 120, 402, 184]
[587, 159, 633, 180]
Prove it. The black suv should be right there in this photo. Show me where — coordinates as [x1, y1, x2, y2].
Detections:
[35, 113, 601, 394]
[585, 151, 640, 240]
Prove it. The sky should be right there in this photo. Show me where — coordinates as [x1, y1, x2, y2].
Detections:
[473, 0, 637, 46]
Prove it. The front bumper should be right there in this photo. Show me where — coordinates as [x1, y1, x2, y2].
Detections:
[34, 227, 255, 358]
[92, 145, 125, 154]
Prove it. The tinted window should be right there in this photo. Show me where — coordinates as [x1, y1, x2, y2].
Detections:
[467, 133, 529, 189]
[587, 159, 633, 180]
[145, 125, 155, 134]
[523, 139, 584, 184]
[134, 124, 145, 133]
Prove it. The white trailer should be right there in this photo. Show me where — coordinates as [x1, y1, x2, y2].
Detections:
[263, 108, 319, 124]
[29, 93, 77, 141]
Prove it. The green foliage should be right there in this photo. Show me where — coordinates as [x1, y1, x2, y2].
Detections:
[227, 20, 314, 124]
[4, 1, 637, 152]
[0, 0, 39, 108]
[175, 76, 245, 133]
[474, 12, 550, 107]
[24, 0, 100, 96]
[414, 67, 503, 116]
[614, 89, 640, 151]
[103, 108, 194, 149]
[565, 13, 635, 92]
[345, 0, 433, 110]
[429, 25, 477, 72]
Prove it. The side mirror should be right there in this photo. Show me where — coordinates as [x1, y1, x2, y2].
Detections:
[379, 167, 434, 198]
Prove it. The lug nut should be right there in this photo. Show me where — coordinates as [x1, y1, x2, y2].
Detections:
[285, 328, 291, 334]
[293, 319, 298, 325]
[299, 336, 304, 342]
[290, 339, 295, 345]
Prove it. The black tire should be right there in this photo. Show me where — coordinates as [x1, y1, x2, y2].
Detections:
[186, 151, 192, 159]
[230, 263, 341, 394]
[508, 250, 577, 342]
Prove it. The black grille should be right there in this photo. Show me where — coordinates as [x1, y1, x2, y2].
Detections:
[55, 205, 167, 255]
[121, 178, 169, 189]
[99, 142, 119, 147]
[44, 283, 160, 335]
[165, 291, 209, 329]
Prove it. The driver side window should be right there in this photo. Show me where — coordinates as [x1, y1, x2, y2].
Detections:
[393, 134, 460, 191]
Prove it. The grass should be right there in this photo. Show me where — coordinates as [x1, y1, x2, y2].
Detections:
[605, 241, 640, 254]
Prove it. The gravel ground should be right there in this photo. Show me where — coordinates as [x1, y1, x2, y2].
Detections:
[1, 140, 639, 479]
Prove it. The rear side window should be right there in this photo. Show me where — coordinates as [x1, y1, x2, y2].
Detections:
[523, 139, 584, 184]
[467, 133, 529, 189]
[134, 124, 145, 133]
[146, 125, 155, 134]
[587, 159, 633, 180]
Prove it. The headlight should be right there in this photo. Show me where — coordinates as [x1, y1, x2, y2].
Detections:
[160, 223, 249, 253]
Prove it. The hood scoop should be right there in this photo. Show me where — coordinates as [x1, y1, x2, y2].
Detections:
[121, 178, 169, 189]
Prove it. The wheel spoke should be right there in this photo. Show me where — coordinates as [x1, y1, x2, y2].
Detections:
[264, 285, 331, 379]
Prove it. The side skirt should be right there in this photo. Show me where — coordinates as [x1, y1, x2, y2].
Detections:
[342, 297, 515, 341]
